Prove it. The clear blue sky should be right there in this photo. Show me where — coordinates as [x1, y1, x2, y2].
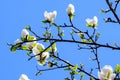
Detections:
[1, 0, 120, 80]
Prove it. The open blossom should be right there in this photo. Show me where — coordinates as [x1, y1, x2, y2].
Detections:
[44, 11, 57, 22]
[21, 29, 29, 40]
[32, 43, 45, 55]
[98, 65, 116, 80]
[19, 74, 30, 80]
[86, 16, 98, 28]
[66, 4, 75, 15]
[37, 52, 49, 65]
[32, 43, 49, 65]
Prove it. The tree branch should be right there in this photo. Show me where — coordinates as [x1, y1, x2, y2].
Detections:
[52, 55, 99, 80]
[106, 0, 120, 24]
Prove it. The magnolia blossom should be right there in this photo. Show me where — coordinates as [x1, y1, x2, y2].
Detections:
[32, 43, 45, 55]
[86, 16, 98, 27]
[98, 65, 116, 80]
[19, 74, 30, 80]
[66, 4, 75, 15]
[37, 52, 49, 65]
[21, 29, 29, 40]
[44, 11, 57, 22]
[32, 43, 49, 65]
[26, 37, 36, 49]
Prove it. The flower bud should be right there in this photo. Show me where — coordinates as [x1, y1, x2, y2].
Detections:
[21, 29, 29, 41]
[66, 4, 75, 15]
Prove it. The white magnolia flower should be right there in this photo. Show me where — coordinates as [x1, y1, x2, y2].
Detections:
[19, 74, 30, 80]
[44, 11, 57, 22]
[15, 39, 21, 44]
[26, 37, 36, 49]
[66, 4, 75, 15]
[86, 16, 98, 27]
[21, 29, 29, 40]
[32, 43, 45, 55]
[37, 52, 49, 65]
[98, 65, 116, 80]
[32, 43, 49, 65]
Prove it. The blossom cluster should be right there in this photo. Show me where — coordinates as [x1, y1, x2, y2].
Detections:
[14, 3, 82, 66]
[14, 28, 57, 66]
[42, 4, 98, 28]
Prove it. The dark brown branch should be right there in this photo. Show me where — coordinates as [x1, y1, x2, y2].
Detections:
[35, 38, 120, 50]
[95, 48, 100, 71]
[114, 0, 120, 11]
[52, 55, 99, 80]
[91, 47, 100, 71]
[11, 37, 120, 51]
[106, 0, 120, 24]
[104, 18, 119, 23]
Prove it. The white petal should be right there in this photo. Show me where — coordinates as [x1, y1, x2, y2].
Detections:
[19, 74, 30, 80]
[98, 65, 115, 80]
[32, 43, 49, 65]
[44, 11, 48, 18]
[86, 16, 98, 26]
[44, 11, 57, 22]
[111, 73, 116, 80]
[42, 52, 49, 59]
[26, 41, 36, 49]
[102, 65, 113, 73]
[98, 71, 104, 80]
[32, 43, 45, 59]
[48, 12, 53, 21]
[66, 4, 75, 14]
[54, 47, 57, 52]
[21, 29, 29, 39]
[86, 18, 91, 24]
[37, 52, 49, 65]
[32, 46, 39, 55]
[32, 46, 42, 61]
[37, 43, 45, 50]
[93, 16, 98, 24]
[52, 11, 57, 18]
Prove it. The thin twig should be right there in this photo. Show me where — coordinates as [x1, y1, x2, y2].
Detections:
[36, 65, 68, 76]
